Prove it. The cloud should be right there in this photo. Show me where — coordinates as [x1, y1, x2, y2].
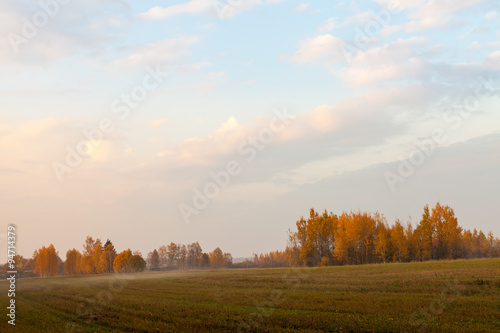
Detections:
[341, 59, 428, 87]
[0, 118, 72, 174]
[488, 41, 500, 49]
[147, 119, 170, 128]
[140, 0, 282, 20]
[485, 10, 497, 20]
[339, 36, 429, 86]
[317, 17, 337, 33]
[294, 3, 309, 12]
[468, 41, 482, 50]
[191, 61, 212, 71]
[218, 182, 294, 203]
[402, 0, 488, 32]
[405, 16, 453, 32]
[373, 0, 424, 11]
[113, 36, 199, 70]
[140, 0, 214, 20]
[0, 0, 132, 67]
[156, 116, 252, 165]
[485, 50, 500, 70]
[412, 0, 490, 18]
[380, 25, 402, 37]
[290, 34, 345, 64]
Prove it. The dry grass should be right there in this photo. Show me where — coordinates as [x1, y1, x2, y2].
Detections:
[0, 258, 499, 332]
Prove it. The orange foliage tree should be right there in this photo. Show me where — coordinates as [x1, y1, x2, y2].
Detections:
[34, 244, 60, 277]
[64, 249, 81, 275]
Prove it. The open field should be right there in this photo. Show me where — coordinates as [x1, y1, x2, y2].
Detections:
[1, 259, 499, 332]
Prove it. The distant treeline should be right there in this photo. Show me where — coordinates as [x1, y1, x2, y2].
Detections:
[2, 202, 499, 277]
[247, 202, 500, 268]
[3, 239, 232, 278]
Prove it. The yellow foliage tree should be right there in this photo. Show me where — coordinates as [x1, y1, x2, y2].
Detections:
[34, 244, 60, 277]
[64, 249, 81, 276]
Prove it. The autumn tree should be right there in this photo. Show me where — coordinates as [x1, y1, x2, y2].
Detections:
[253, 250, 288, 268]
[475, 230, 490, 258]
[405, 222, 417, 261]
[98, 241, 117, 273]
[11, 255, 28, 274]
[113, 249, 146, 273]
[285, 228, 303, 266]
[147, 249, 161, 270]
[209, 247, 226, 268]
[416, 205, 434, 260]
[334, 212, 377, 265]
[130, 254, 147, 272]
[431, 203, 462, 260]
[167, 242, 180, 268]
[293, 209, 337, 266]
[201, 253, 210, 268]
[224, 252, 233, 267]
[158, 245, 168, 269]
[355, 212, 377, 264]
[375, 222, 392, 263]
[178, 245, 187, 270]
[333, 212, 353, 264]
[80, 236, 103, 274]
[113, 249, 133, 273]
[391, 220, 409, 262]
[487, 232, 500, 257]
[65, 249, 81, 275]
[187, 242, 203, 269]
[34, 244, 60, 277]
[462, 229, 475, 258]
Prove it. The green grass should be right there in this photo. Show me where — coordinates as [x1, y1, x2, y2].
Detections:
[1, 259, 499, 332]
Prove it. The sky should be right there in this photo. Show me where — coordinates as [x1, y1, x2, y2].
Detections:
[1, 0, 499, 261]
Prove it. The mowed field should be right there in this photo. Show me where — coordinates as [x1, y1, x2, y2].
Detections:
[1, 259, 499, 332]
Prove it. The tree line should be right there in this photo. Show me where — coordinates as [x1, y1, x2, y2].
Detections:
[3, 237, 233, 278]
[246, 202, 500, 268]
[2, 202, 499, 277]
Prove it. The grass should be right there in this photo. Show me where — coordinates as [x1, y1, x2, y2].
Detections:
[0, 258, 499, 332]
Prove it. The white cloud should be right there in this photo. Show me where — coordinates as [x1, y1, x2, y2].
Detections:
[156, 116, 252, 165]
[380, 25, 402, 37]
[0, 1, 132, 67]
[413, 0, 490, 18]
[488, 41, 500, 49]
[191, 61, 211, 71]
[140, 0, 281, 20]
[405, 16, 452, 32]
[374, 0, 424, 11]
[341, 58, 428, 86]
[336, 11, 378, 28]
[140, 0, 214, 20]
[317, 17, 337, 33]
[294, 3, 309, 11]
[290, 34, 345, 64]
[204, 71, 227, 79]
[402, 0, 488, 32]
[339, 37, 429, 86]
[468, 41, 482, 50]
[218, 182, 294, 203]
[485, 50, 500, 69]
[485, 10, 497, 20]
[147, 119, 170, 128]
[113, 36, 199, 70]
